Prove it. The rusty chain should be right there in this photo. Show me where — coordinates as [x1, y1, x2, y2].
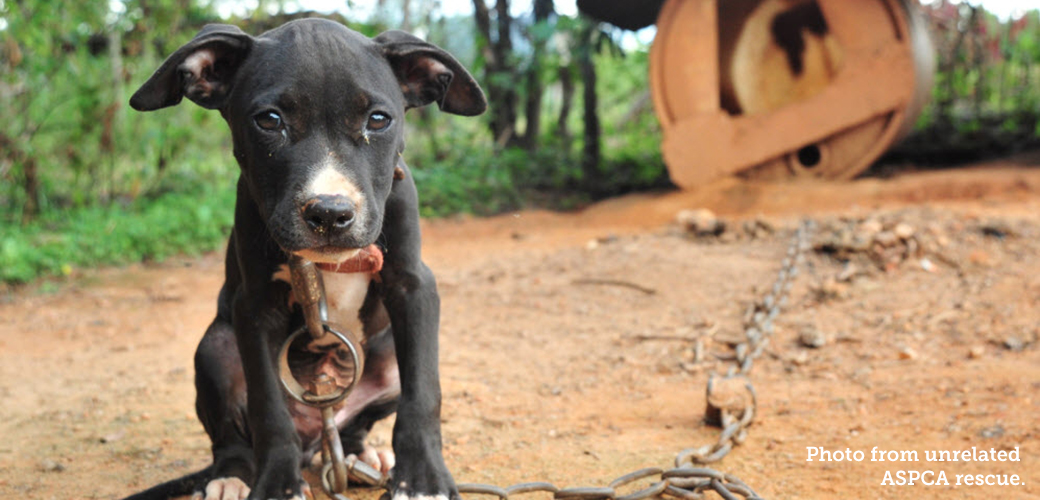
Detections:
[456, 465, 764, 500]
[290, 221, 815, 500]
[282, 256, 370, 500]
[678, 219, 814, 465]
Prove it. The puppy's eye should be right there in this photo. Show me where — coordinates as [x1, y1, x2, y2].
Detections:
[254, 111, 283, 131]
[367, 112, 391, 131]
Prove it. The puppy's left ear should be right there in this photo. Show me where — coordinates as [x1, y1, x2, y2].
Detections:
[375, 30, 487, 116]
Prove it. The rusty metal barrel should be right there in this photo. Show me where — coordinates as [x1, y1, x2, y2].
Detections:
[649, 0, 935, 187]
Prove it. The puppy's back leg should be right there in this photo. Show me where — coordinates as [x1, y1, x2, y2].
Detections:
[193, 317, 256, 499]
[121, 318, 255, 500]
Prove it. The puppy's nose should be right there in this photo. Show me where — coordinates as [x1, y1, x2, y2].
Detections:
[302, 195, 355, 235]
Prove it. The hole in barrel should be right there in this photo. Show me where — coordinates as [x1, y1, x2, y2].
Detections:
[796, 144, 822, 168]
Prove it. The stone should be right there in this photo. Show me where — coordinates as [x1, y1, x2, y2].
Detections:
[799, 327, 829, 348]
[893, 222, 915, 240]
[677, 208, 725, 237]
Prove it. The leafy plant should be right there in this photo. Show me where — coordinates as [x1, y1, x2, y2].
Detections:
[0, 182, 235, 284]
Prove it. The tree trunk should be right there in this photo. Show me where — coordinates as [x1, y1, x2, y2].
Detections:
[520, 0, 554, 150]
[579, 27, 600, 181]
[21, 157, 39, 224]
[971, 13, 983, 120]
[105, 26, 124, 201]
[557, 65, 574, 152]
[417, 107, 443, 160]
[2, 131, 39, 223]
[938, 7, 975, 127]
[473, 0, 519, 147]
[521, 66, 542, 150]
[401, 0, 412, 32]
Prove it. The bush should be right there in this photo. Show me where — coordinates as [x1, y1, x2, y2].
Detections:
[0, 183, 235, 284]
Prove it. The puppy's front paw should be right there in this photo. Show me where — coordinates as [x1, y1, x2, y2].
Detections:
[248, 460, 310, 500]
[389, 449, 458, 500]
[193, 477, 250, 500]
[391, 491, 452, 500]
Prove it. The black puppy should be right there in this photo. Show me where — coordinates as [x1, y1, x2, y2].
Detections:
[125, 19, 485, 500]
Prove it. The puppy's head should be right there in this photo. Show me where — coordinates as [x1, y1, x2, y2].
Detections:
[131, 20, 486, 263]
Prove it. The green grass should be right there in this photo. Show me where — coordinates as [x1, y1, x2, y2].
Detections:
[1, 183, 236, 284]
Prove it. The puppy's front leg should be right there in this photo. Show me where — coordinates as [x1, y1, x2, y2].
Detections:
[381, 174, 457, 500]
[231, 291, 305, 500]
[231, 210, 306, 500]
[384, 263, 451, 500]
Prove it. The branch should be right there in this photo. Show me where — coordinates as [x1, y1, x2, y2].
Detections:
[572, 278, 657, 295]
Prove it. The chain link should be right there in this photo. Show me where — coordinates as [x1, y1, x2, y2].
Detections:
[294, 221, 814, 500]
[680, 220, 814, 465]
[285, 256, 368, 500]
[455, 463, 765, 500]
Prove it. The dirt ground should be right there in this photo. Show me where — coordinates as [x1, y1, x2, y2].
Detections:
[2, 157, 1040, 500]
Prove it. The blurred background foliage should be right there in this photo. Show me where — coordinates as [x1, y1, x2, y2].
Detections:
[1, 0, 1039, 284]
[884, 1, 1040, 166]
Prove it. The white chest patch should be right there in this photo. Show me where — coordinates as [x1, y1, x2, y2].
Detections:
[273, 265, 372, 338]
[322, 271, 372, 335]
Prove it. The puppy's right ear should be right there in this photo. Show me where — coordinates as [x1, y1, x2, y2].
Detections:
[130, 24, 253, 111]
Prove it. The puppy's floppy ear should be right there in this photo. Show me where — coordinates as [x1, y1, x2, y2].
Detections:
[374, 30, 487, 116]
[130, 24, 253, 111]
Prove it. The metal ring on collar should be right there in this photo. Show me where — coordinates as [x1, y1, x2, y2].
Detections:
[277, 323, 364, 408]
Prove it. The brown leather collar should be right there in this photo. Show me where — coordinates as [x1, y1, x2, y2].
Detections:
[315, 244, 383, 274]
